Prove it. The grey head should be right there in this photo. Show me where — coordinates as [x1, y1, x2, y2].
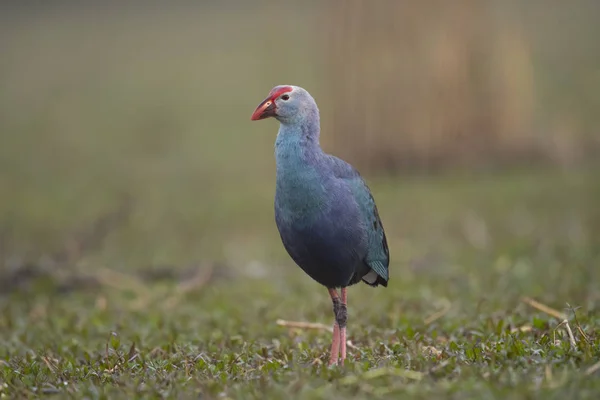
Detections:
[250, 85, 319, 126]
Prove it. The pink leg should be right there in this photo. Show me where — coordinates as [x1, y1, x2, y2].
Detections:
[339, 287, 348, 365]
[327, 288, 341, 366]
[329, 322, 340, 366]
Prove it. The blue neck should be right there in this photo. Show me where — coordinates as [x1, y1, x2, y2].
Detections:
[274, 121, 326, 223]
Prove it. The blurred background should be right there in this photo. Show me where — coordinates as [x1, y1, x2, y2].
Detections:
[0, 0, 598, 306]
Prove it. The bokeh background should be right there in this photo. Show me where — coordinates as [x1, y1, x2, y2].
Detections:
[1, 0, 599, 324]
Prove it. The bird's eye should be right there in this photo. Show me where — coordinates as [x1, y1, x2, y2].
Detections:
[281, 94, 290, 101]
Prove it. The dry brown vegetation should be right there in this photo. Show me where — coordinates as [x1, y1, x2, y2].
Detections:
[325, 0, 600, 172]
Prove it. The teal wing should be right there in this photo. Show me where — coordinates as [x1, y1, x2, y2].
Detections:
[328, 156, 390, 285]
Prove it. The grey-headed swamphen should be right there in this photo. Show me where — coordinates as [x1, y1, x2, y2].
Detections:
[250, 85, 390, 366]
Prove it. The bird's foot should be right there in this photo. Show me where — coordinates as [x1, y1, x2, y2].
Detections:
[327, 288, 349, 367]
[330, 305, 347, 366]
[328, 322, 340, 366]
[339, 326, 347, 365]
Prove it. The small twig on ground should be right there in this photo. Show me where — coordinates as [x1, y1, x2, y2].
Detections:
[554, 320, 577, 348]
[311, 357, 322, 366]
[162, 264, 215, 310]
[276, 319, 333, 333]
[510, 325, 532, 333]
[576, 325, 591, 344]
[423, 301, 451, 325]
[523, 297, 578, 348]
[42, 356, 57, 374]
[585, 361, 600, 376]
[346, 340, 359, 350]
[568, 304, 591, 345]
[563, 320, 577, 348]
[521, 297, 566, 320]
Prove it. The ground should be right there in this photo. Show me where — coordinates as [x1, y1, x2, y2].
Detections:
[1, 168, 599, 399]
[0, 6, 599, 398]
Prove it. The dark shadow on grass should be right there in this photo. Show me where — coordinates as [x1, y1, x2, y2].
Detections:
[0, 197, 230, 297]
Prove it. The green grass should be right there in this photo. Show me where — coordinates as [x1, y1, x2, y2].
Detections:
[1, 169, 599, 399]
[1, 4, 600, 399]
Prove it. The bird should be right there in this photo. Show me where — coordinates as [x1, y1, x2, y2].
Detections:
[250, 85, 389, 366]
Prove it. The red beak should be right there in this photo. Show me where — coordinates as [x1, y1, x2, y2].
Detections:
[251, 97, 276, 121]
